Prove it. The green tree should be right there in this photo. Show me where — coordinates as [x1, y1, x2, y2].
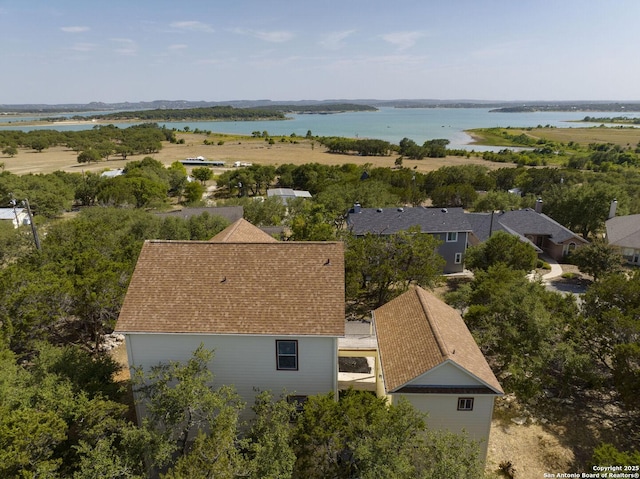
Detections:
[191, 166, 213, 184]
[590, 443, 640, 468]
[78, 148, 102, 163]
[465, 230, 538, 273]
[569, 240, 624, 281]
[543, 183, 620, 239]
[30, 136, 50, 153]
[183, 181, 204, 205]
[580, 271, 640, 408]
[2, 145, 18, 157]
[244, 391, 297, 479]
[452, 264, 583, 399]
[430, 183, 478, 208]
[167, 161, 188, 199]
[287, 200, 335, 241]
[471, 190, 525, 212]
[292, 389, 483, 479]
[344, 227, 444, 317]
[133, 345, 245, 472]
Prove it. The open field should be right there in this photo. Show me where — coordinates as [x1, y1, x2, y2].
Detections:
[469, 125, 640, 148]
[2, 132, 501, 176]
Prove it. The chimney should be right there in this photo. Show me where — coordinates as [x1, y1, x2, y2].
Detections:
[352, 203, 361, 214]
[535, 198, 543, 214]
[608, 199, 617, 219]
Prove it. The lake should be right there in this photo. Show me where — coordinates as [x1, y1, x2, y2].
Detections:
[2, 107, 638, 150]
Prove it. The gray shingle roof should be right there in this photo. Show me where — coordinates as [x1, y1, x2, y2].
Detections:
[347, 207, 472, 235]
[606, 214, 640, 249]
[466, 209, 585, 245]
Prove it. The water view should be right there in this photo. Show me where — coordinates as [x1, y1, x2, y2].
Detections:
[2, 107, 638, 150]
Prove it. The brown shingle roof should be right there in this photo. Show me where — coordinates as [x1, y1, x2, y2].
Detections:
[374, 287, 503, 394]
[116, 240, 344, 336]
[210, 218, 278, 243]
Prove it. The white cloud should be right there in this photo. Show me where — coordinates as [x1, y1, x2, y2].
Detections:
[232, 28, 294, 43]
[170, 21, 214, 33]
[319, 30, 355, 50]
[381, 31, 424, 51]
[168, 44, 188, 51]
[61, 26, 90, 33]
[110, 38, 137, 56]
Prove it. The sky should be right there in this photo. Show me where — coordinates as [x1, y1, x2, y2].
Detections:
[1, 0, 639, 104]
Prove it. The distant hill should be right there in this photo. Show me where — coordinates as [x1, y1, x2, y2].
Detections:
[2, 99, 640, 114]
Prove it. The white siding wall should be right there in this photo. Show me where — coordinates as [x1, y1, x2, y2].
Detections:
[126, 333, 337, 421]
[395, 393, 495, 461]
[407, 362, 485, 387]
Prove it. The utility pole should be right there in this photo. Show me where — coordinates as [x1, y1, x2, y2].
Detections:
[18, 198, 41, 251]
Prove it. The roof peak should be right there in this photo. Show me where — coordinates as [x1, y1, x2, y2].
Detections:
[210, 218, 278, 243]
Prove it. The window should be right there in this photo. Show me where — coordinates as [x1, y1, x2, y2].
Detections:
[276, 340, 298, 370]
[457, 397, 474, 411]
[446, 232, 458, 242]
[454, 252, 462, 264]
[287, 394, 308, 413]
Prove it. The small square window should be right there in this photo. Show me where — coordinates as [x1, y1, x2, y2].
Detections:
[276, 340, 298, 370]
[446, 232, 458, 242]
[457, 397, 474, 411]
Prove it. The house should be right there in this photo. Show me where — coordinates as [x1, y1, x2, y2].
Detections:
[606, 213, 640, 265]
[266, 188, 312, 204]
[0, 207, 29, 228]
[346, 205, 471, 273]
[373, 286, 503, 462]
[466, 201, 588, 261]
[115, 218, 345, 422]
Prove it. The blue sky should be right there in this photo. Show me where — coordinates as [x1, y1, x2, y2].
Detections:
[1, 0, 639, 104]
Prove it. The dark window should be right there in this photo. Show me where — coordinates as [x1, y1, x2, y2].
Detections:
[287, 394, 308, 413]
[457, 397, 474, 411]
[276, 340, 298, 370]
[446, 232, 458, 242]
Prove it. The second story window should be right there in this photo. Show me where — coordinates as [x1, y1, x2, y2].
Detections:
[276, 340, 298, 370]
[446, 232, 458, 242]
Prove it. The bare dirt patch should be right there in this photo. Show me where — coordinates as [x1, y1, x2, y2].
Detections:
[2, 132, 505, 176]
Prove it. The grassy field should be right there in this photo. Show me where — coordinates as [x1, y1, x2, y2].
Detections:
[3, 126, 640, 177]
[468, 125, 640, 148]
[0, 132, 500, 176]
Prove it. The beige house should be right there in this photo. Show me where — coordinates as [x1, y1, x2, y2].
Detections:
[115, 219, 345, 421]
[373, 286, 503, 461]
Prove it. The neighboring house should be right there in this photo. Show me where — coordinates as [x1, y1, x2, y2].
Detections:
[115, 218, 345, 422]
[346, 205, 471, 273]
[466, 203, 588, 261]
[0, 207, 29, 228]
[267, 188, 312, 204]
[100, 168, 124, 178]
[606, 214, 640, 265]
[373, 286, 503, 462]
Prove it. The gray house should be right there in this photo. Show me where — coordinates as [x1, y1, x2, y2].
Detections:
[606, 214, 640, 266]
[346, 205, 471, 273]
[466, 206, 588, 261]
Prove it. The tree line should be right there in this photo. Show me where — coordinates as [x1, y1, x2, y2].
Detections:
[88, 106, 286, 121]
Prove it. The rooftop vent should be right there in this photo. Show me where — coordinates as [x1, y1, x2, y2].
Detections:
[376, 208, 383, 213]
[397, 207, 404, 212]
[441, 208, 448, 213]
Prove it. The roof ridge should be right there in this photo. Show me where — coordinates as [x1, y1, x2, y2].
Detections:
[415, 287, 449, 360]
